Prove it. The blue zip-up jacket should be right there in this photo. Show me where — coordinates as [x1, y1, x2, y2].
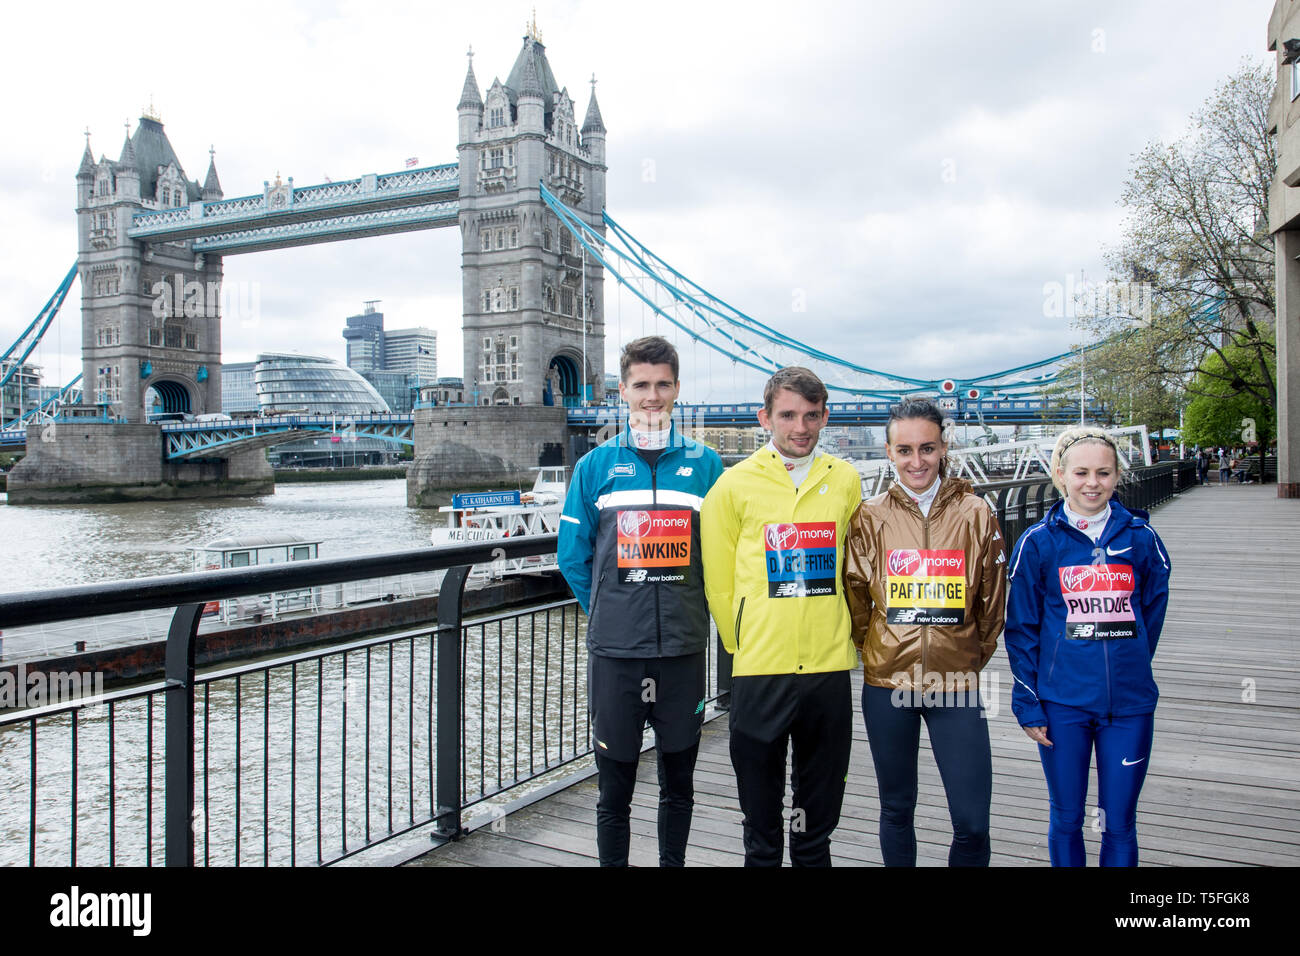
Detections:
[1005, 498, 1171, 727]
[558, 426, 723, 658]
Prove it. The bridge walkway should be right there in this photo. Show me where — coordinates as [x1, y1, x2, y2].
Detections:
[408, 484, 1300, 866]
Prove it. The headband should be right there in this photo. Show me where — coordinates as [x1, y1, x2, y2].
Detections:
[1057, 433, 1118, 456]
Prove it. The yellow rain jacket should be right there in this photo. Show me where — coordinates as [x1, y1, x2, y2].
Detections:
[701, 447, 862, 677]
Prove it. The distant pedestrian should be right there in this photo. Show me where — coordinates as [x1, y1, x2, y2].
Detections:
[1218, 454, 1230, 485]
[1197, 450, 1209, 486]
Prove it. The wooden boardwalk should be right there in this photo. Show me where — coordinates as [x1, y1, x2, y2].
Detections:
[409, 484, 1300, 867]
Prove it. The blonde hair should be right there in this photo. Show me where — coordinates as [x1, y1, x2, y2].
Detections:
[1049, 427, 1126, 495]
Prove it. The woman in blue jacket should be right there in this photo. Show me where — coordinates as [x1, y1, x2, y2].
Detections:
[1005, 428, 1171, 866]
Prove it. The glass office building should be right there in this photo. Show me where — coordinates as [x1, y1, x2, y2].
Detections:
[221, 361, 259, 414]
[222, 353, 396, 466]
[254, 352, 390, 416]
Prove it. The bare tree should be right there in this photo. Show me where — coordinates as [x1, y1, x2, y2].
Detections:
[1088, 62, 1277, 428]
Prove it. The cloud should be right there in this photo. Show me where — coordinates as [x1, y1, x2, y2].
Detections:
[0, 0, 1277, 404]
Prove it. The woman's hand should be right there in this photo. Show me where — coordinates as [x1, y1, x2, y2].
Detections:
[1023, 725, 1052, 747]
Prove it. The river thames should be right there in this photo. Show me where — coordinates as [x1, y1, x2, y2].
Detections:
[0, 477, 442, 595]
[0, 477, 594, 867]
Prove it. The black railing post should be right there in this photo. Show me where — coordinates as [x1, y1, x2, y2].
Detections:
[434, 564, 471, 841]
[164, 602, 203, 867]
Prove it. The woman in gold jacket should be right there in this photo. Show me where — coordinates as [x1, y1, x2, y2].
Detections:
[844, 397, 1006, 866]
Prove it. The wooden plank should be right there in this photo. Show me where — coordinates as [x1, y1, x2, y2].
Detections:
[409, 485, 1300, 867]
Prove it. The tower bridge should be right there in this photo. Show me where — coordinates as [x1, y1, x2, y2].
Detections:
[125, 164, 460, 252]
[5, 26, 1109, 505]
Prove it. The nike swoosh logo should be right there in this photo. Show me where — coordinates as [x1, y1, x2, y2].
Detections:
[1106, 546, 1132, 556]
[1122, 757, 1145, 766]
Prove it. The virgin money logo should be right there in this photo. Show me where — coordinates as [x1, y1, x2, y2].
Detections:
[765, 524, 800, 550]
[1060, 564, 1134, 591]
[888, 550, 922, 576]
[617, 511, 652, 537]
[1061, 566, 1095, 591]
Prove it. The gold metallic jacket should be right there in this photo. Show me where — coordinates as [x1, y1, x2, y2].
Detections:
[844, 477, 1006, 691]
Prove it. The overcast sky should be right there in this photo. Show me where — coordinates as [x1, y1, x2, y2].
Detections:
[0, 0, 1278, 404]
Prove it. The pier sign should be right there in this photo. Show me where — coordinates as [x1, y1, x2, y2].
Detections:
[452, 491, 522, 509]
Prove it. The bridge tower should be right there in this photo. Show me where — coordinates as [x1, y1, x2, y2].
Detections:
[455, 27, 607, 408]
[75, 111, 224, 423]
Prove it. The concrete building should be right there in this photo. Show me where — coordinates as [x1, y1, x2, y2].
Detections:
[342, 304, 385, 374]
[1269, 1, 1300, 496]
[695, 426, 766, 457]
[382, 327, 437, 379]
[456, 28, 607, 407]
[1, 360, 41, 423]
[419, 377, 467, 406]
[340, 303, 436, 413]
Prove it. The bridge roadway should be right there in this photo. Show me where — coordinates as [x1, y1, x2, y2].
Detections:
[134, 398, 1105, 459]
[401, 483, 1299, 867]
[1, 399, 1108, 453]
[125, 164, 460, 255]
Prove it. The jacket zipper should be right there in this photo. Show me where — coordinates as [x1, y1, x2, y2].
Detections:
[734, 596, 746, 648]
[920, 503, 930, 681]
[650, 454, 662, 656]
[1103, 635, 1113, 721]
[1062, 510, 1118, 719]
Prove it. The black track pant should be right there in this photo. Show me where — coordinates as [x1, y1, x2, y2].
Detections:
[728, 670, 853, 867]
[595, 743, 699, 866]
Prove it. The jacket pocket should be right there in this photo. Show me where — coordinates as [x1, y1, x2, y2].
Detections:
[734, 597, 746, 649]
[590, 571, 607, 619]
[1045, 636, 1062, 684]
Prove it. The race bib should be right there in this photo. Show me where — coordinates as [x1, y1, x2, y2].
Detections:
[616, 510, 691, 584]
[763, 522, 837, 598]
[885, 549, 965, 625]
[1058, 564, 1137, 639]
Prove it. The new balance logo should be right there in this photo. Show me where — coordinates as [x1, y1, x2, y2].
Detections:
[626, 569, 648, 582]
[893, 609, 919, 623]
[675, 466, 693, 477]
[774, 582, 800, 597]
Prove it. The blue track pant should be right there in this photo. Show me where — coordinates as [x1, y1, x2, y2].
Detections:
[1037, 701, 1155, 867]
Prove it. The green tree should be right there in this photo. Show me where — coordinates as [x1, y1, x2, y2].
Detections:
[1181, 341, 1277, 459]
[1046, 330, 1184, 433]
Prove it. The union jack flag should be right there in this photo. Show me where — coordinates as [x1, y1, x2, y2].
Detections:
[405, 156, 419, 168]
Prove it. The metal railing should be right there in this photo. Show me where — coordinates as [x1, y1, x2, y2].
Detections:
[1, 463, 1196, 867]
[975, 459, 1198, 554]
[0, 536, 731, 867]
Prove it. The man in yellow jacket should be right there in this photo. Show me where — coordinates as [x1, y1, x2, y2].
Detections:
[701, 367, 862, 866]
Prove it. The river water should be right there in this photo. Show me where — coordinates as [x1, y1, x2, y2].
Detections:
[0, 478, 442, 595]
[0, 479, 599, 866]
